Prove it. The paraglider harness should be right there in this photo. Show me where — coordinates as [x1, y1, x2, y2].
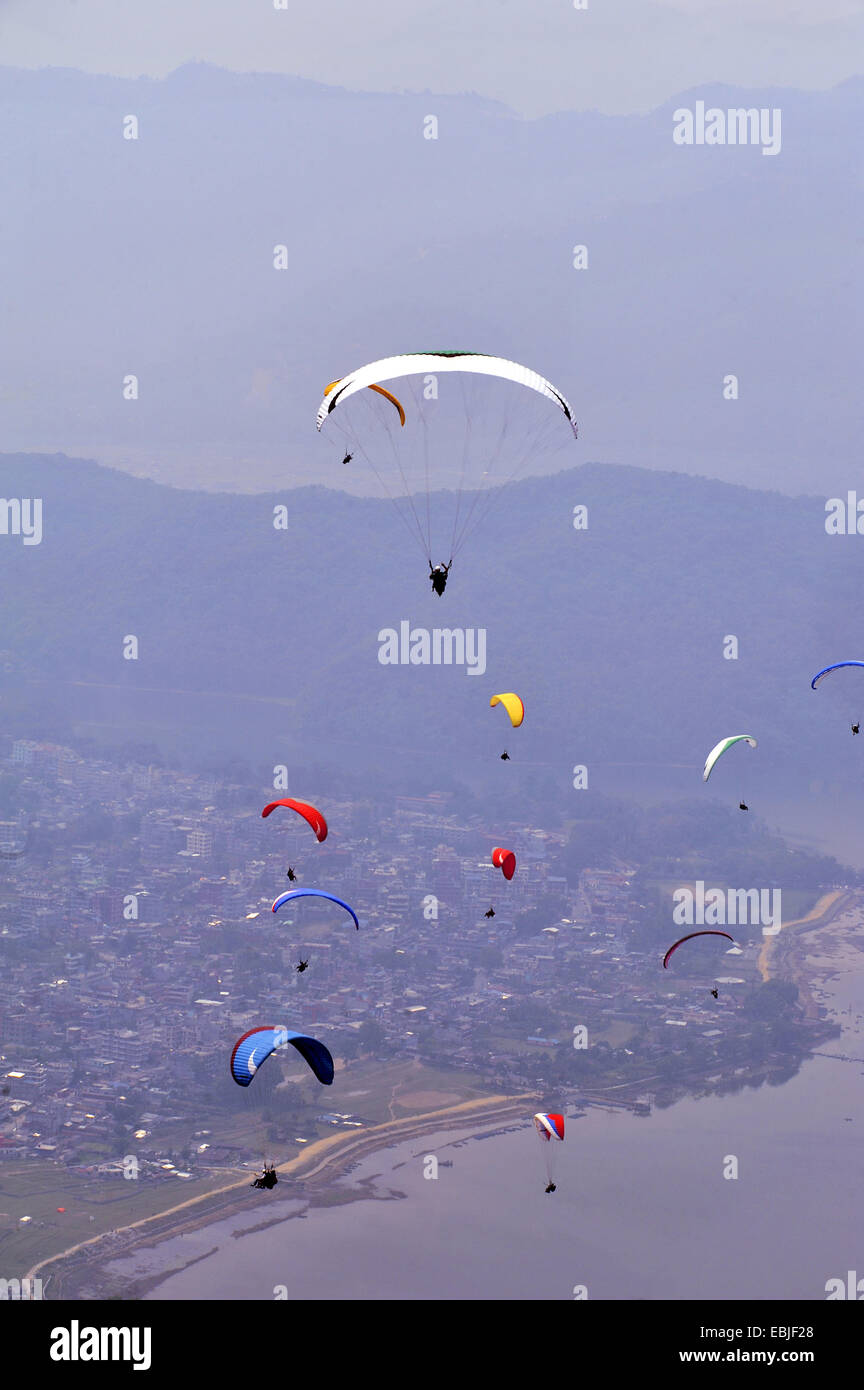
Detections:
[251, 1165, 278, 1191]
[429, 561, 451, 596]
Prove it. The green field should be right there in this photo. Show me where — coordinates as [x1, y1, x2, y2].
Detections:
[0, 1059, 497, 1275]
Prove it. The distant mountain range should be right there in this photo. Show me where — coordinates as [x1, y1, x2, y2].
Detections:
[1, 63, 860, 495]
[4, 452, 864, 821]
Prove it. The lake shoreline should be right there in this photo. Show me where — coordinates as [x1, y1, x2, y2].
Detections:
[32, 1091, 535, 1298]
[33, 893, 864, 1300]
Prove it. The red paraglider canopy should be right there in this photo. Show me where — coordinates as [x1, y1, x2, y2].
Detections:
[663, 930, 734, 969]
[261, 798, 328, 843]
[491, 846, 516, 881]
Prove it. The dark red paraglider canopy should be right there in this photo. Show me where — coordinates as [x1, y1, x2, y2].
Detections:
[663, 930, 734, 970]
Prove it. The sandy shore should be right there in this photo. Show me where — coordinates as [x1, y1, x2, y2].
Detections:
[31, 896, 864, 1296]
[757, 889, 850, 981]
[758, 887, 863, 1025]
[26, 1090, 534, 1292]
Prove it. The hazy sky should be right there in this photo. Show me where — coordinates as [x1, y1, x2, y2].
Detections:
[2, 0, 862, 115]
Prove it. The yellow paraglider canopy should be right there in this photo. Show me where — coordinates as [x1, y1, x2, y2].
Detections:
[490, 693, 524, 728]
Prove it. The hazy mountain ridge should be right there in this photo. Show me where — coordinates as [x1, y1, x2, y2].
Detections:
[1, 65, 860, 492]
[3, 452, 862, 808]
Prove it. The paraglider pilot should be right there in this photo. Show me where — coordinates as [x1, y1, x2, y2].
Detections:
[429, 562, 450, 596]
[545, 1182, 556, 1194]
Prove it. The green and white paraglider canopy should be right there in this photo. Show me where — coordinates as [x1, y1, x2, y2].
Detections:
[317, 352, 578, 568]
[702, 735, 757, 783]
[317, 351, 577, 434]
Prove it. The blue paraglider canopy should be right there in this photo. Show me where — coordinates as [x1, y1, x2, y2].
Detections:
[230, 1025, 334, 1087]
[811, 661, 864, 691]
[271, 888, 359, 930]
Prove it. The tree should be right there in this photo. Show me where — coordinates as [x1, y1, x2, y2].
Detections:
[358, 1020, 387, 1055]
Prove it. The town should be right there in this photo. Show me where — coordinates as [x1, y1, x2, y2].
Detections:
[0, 733, 843, 1196]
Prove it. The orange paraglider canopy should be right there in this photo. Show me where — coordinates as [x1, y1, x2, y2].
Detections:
[324, 379, 405, 426]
